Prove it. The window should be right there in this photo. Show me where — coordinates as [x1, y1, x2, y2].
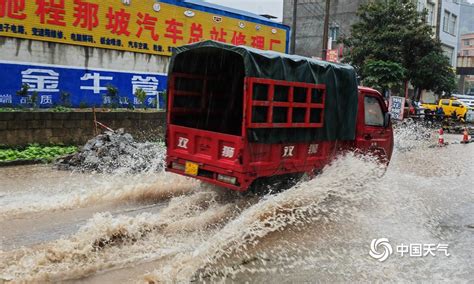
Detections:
[451, 101, 461, 107]
[443, 10, 457, 35]
[443, 10, 450, 33]
[463, 50, 469, 56]
[442, 45, 454, 63]
[449, 14, 457, 35]
[330, 26, 339, 41]
[364, 96, 384, 127]
[417, 0, 424, 12]
[426, 2, 435, 26]
[441, 100, 450, 106]
[464, 39, 471, 46]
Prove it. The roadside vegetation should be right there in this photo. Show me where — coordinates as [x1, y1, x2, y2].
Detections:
[0, 84, 166, 112]
[343, 0, 456, 98]
[0, 144, 78, 163]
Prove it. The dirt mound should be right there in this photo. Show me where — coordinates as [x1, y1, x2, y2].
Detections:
[56, 129, 165, 174]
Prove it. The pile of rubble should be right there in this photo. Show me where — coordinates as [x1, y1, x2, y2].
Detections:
[56, 129, 166, 174]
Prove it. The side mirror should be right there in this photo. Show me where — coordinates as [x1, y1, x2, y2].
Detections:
[384, 112, 391, 128]
[460, 105, 464, 108]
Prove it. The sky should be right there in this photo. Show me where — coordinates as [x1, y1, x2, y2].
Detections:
[204, 0, 474, 23]
[205, 0, 284, 22]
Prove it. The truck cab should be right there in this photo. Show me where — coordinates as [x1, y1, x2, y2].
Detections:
[165, 41, 393, 192]
[356, 87, 394, 162]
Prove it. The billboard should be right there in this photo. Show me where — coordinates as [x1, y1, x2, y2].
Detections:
[0, 0, 289, 56]
[0, 61, 167, 109]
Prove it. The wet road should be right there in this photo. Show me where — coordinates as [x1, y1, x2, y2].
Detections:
[0, 126, 473, 282]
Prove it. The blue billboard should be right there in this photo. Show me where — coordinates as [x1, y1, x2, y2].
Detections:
[0, 61, 167, 109]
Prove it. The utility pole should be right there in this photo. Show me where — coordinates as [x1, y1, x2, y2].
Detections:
[322, 0, 331, 60]
[291, 0, 298, 54]
[435, 0, 442, 40]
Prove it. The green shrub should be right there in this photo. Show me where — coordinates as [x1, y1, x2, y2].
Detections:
[0, 145, 78, 162]
[51, 106, 72, 112]
[60, 91, 72, 107]
[79, 101, 88, 109]
[134, 88, 147, 110]
[16, 83, 29, 97]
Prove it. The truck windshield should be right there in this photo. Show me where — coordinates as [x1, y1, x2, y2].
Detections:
[169, 48, 245, 136]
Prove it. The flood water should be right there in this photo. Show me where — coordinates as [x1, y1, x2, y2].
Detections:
[0, 124, 473, 283]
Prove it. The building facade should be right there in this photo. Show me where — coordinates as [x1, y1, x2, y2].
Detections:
[282, 0, 368, 58]
[416, 0, 439, 35]
[459, 0, 474, 36]
[283, 0, 460, 67]
[460, 33, 474, 56]
[459, 33, 474, 94]
[0, 0, 289, 109]
[438, 0, 461, 66]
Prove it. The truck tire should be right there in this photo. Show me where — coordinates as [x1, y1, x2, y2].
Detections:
[248, 173, 305, 195]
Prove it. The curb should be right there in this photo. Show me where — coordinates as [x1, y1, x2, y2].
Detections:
[0, 159, 47, 167]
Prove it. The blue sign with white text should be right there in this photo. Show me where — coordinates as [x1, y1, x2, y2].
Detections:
[0, 61, 167, 109]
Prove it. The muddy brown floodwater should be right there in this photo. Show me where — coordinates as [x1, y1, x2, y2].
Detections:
[0, 125, 473, 283]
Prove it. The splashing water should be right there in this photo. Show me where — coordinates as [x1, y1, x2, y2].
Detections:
[144, 154, 386, 282]
[0, 154, 386, 282]
[393, 119, 436, 152]
[0, 171, 198, 221]
[0, 122, 473, 282]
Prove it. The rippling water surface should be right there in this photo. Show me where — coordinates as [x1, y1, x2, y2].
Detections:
[0, 123, 473, 282]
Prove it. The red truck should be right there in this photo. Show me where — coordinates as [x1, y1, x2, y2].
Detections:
[165, 41, 394, 192]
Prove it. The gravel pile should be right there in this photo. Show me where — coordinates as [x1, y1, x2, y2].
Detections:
[56, 129, 166, 174]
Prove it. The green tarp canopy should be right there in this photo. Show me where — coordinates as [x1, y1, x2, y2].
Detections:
[169, 40, 359, 143]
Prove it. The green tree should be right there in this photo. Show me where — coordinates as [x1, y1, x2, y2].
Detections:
[362, 60, 406, 95]
[344, 0, 456, 96]
[410, 52, 457, 98]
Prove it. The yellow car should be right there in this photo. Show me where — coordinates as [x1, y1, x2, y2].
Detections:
[422, 99, 470, 120]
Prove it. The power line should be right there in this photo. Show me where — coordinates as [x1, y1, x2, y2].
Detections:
[300, 1, 349, 37]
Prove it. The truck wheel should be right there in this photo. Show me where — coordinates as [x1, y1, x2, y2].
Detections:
[248, 173, 304, 195]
